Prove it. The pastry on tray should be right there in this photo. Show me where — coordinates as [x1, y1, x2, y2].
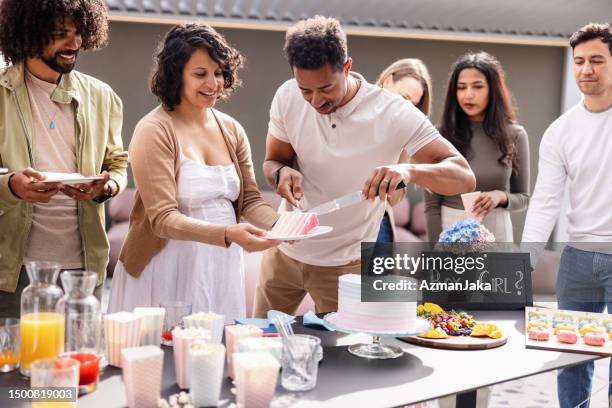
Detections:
[579, 325, 604, 337]
[584, 332, 606, 346]
[528, 327, 550, 341]
[527, 321, 548, 330]
[552, 323, 577, 334]
[556, 329, 578, 344]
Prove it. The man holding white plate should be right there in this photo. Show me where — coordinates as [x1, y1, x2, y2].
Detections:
[253, 16, 475, 317]
[0, 0, 128, 314]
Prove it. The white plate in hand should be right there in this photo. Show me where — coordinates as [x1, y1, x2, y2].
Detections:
[40, 173, 105, 185]
[265, 225, 333, 241]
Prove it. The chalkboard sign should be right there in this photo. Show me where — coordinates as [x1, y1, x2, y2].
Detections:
[418, 251, 533, 310]
[361, 243, 533, 311]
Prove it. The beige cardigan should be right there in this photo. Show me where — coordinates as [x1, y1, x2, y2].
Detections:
[119, 106, 279, 277]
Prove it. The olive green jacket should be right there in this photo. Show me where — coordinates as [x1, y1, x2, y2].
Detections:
[0, 62, 128, 292]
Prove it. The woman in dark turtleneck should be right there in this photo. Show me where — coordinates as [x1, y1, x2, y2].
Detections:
[425, 51, 530, 242]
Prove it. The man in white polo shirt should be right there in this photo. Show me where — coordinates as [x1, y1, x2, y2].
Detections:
[522, 23, 612, 408]
[253, 16, 476, 317]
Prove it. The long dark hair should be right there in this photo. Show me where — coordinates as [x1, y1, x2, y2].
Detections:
[439, 51, 518, 171]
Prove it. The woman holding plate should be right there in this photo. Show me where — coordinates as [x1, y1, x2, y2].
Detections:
[108, 24, 279, 322]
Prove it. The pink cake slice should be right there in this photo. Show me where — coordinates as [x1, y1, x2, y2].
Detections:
[269, 212, 318, 237]
[528, 327, 549, 341]
[584, 332, 605, 346]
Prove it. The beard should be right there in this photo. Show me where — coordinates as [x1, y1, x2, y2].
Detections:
[42, 50, 79, 74]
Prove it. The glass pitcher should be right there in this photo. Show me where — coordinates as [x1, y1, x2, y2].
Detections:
[20, 261, 65, 376]
[56, 271, 101, 394]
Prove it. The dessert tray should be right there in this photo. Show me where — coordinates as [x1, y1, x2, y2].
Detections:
[324, 312, 429, 359]
[525, 306, 612, 357]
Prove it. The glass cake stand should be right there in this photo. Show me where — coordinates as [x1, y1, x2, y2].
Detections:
[324, 313, 430, 359]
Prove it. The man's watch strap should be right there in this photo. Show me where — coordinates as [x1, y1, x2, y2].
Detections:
[93, 181, 114, 204]
[274, 165, 286, 187]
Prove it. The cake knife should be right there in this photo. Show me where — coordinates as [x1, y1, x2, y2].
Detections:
[307, 181, 406, 216]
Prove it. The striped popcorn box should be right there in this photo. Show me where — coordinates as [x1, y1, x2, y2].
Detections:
[188, 340, 225, 407]
[237, 337, 282, 364]
[121, 346, 163, 408]
[183, 311, 225, 343]
[172, 327, 210, 389]
[224, 324, 263, 379]
[104, 312, 142, 368]
[134, 307, 166, 346]
[233, 351, 280, 408]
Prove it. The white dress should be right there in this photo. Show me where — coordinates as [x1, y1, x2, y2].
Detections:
[108, 158, 245, 323]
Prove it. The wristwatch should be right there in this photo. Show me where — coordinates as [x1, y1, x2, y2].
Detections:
[93, 181, 114, 204]
[274, 165, 286, 187]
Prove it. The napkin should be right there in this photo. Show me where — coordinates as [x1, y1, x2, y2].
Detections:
[234, 310, 296, 332]
[303, 311, 335, 331]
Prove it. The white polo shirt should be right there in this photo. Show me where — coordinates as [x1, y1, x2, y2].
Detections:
[269, 73, 440, 266]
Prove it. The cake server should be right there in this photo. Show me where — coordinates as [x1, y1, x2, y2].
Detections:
[307, 181, 406, 216]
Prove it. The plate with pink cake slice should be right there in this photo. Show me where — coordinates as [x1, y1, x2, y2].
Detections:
[266, 225, 333, 241]
[265, 212, 332, 241]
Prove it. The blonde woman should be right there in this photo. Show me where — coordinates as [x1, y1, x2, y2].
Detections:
[375, 58, 433, 243]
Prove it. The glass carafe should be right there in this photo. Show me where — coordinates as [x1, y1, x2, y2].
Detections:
[20, 261, 65, 376]
[56, 271, 101, 394]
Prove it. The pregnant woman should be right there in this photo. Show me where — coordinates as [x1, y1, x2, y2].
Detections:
[108, 24, 279, 322]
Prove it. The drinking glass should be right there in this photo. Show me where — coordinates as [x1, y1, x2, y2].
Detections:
[160, 301, 192, 346]
[281, 334, 322, 391]
[30, 356, 79, 408]
[0, 318, 20, 372]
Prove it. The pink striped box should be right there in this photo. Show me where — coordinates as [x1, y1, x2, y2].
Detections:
[104, 312, 142, 368]
[172, 327, 210, 389]
[224, 324, 263, 379]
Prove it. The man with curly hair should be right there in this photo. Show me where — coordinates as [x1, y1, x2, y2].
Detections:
[0, 0, 128, 315]
[253, 16, 476, 317]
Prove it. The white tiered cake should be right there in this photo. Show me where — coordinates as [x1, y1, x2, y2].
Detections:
[334, 274, 416, 332]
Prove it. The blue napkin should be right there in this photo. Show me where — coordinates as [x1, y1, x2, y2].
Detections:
[303, 310, 335, 331]
[234, 310, 296, 333]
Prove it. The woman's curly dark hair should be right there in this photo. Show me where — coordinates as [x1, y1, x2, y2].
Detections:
[0, 0, 109, 65]
[150, 24, 244, 111]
